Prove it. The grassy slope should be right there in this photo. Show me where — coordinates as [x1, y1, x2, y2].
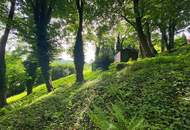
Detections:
[0, 45, 190, 130]
[0, 70, 102, 129]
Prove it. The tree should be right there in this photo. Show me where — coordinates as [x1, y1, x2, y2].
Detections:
[73, 0, 85, 83]
[116, 33, 123, 53]
[23, 54, 38, 95]
[94, 24, 111, 62]
[0, 0, 16, 107]
[132, 0, 156, 57]
[90, 0, 156, 57]
[25, 0, 56, 92]
[150, 0, 190, 51]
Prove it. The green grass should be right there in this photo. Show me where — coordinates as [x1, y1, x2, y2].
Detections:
[0, 45, 190, 130]
[0, 69, 104, 129]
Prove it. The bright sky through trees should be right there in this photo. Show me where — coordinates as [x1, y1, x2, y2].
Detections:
[60, 42, 95, 63]
[4, 32, 96, 63]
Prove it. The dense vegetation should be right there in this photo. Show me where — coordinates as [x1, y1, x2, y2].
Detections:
[0, 45, 190, 129]
[5, 55, 76, 97]
[0, 0, 190, 129]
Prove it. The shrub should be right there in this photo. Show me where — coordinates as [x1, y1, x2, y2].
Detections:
[93, 55, 113, 70]
[175, 35, 187, 48]
[109, 62, 127, 71]
[6, 55, 27, 97]
[32, 62, 75, 86]
[51, 63, 75, 80]
[6, 55, 75, 97]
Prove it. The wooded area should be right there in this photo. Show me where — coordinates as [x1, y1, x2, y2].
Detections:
[0, 0, 190, 129]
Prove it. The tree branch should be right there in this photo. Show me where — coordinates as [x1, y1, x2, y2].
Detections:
[121, 14, 135, 28]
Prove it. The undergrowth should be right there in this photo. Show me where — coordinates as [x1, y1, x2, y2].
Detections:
[0, 45, 190, 130]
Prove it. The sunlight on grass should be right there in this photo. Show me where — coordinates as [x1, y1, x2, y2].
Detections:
[5, 69, 99, 108]
[1, 45, 190, 129]
[7, 92, 27, 104]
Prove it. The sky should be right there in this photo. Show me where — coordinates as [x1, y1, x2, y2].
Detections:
[59, 42, 96, 63]
[3, 30, 96, 63]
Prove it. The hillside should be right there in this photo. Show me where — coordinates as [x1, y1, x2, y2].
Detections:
[0, 45, 190, 130]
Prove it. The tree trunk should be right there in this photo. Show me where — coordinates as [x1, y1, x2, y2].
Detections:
[145, 22, 157, 54]
[36, 23, 54, 92]
[133, 0, 155, 57]
[26, 80, 33, 95]
[139, 44, 145, 58]
[24, 57, 38, 95]
[0, 31, 8, 107]
[33, 0, 54, 92]
[116, 34, 122, 53]
[160, 27, 168, 52]
[0, 0, 16, 107]
[26, 67, 36, 95]
[27, 87, 32, 95]
[74, 0, 85, 83]
[168, 20, 175, 51]
[95, 45, 100, 58]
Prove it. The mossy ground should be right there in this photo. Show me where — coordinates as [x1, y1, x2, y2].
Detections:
[0, 45, 190, 130]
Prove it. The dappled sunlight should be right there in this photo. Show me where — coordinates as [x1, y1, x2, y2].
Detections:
[0, 0, 190, 129]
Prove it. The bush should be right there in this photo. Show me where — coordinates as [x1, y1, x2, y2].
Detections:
[6, 55, 75, 97]
[30, 62, 75, 86]
[109, 62, 127, 71]
[51, 63, 75, 80]
[6, 55, 27, 97]
[175, 35, 187, 48]
[93, 55, 113, 71]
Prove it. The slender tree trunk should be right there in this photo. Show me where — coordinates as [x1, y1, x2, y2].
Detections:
[0, 0, 16, 107]
[133, 0, 155, 57]
[33, 0, 54, 92]
[74, 0, 85, 83]
[93, 44, 100, 71]
[26, 80, 33, 95]
[116, 34, 123, 53]
[24, 61, 37, 95]
[95, 45, 100, 58]
[160, 27, 168, 52]
[41, 61, 53, 92]
[0, 31, 9, 107]
[145, 22, 157, 54]
[27, 88, 32, 95]
[168, 20, 175, 51]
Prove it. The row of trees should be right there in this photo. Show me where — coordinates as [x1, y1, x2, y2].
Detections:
[0, 0, 86, 107]
[0, 0, 190, 107]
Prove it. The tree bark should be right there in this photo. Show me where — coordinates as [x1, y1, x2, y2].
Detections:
[133, 0, 155, 57]
[74, 0, 85, 83]
[116, 34, 123, 53]
[26, 80, 33, 95]
[144, 22, 157, 54]
[33, 0, 54, 92]
[139, 44, 145, 58]
[95, 44, 100, 58]
[160, 27, 168, 52]
[168, 20, 176, 51]
[24, 59, 37, 95]
[0, 0, 16, 107]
